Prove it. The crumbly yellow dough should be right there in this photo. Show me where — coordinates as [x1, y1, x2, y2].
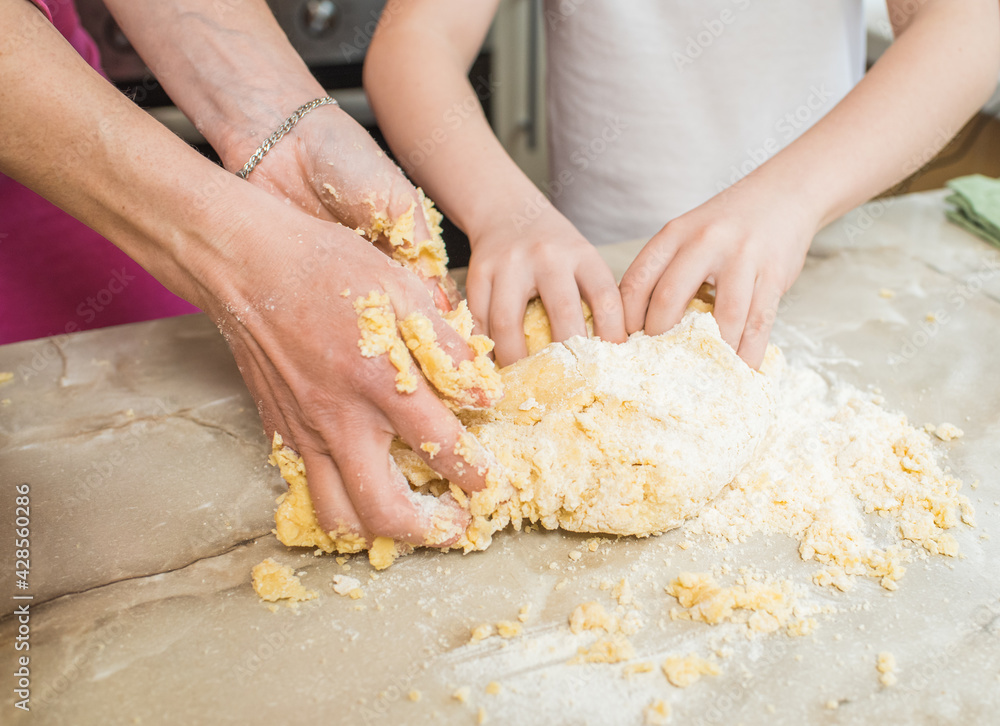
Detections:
[522, 298, 594, 356]
[270, 306, 776, 563]
[569, 601, 617, 635]
[926, 422, 964, 441]
[623, 662, 655, 677]
[398, 304, 503, 409]
[251, 558, 316, 603]
[665, 572, 816, 636]
[485, 681, 502, 695]
[661, 654, 721, 688]
[353, 290, 418, 393]
[687, 353, 973, 592]
[332, 185, 448, 280]
[643, 699, 672, 726]
[877, 652, 898, 686]
[269, 433, 366, 556]
[612, 578, 633, 606]
[0, 371, 13, 385]
[469, 624, 494, 643]
[368, 536, 399, 571]
[270, 284, 972, 589]
[496, 621, 522, 639]
[572, 635, 635, 664]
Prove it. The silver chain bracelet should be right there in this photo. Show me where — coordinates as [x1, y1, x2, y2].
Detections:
[235, 96, 339, 180]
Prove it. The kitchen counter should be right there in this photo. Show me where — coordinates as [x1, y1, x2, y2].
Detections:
[1, 190, 998, 725]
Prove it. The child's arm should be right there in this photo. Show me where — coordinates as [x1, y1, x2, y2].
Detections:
[620, 0, 1000, 368]
[364, 0, 626, 367]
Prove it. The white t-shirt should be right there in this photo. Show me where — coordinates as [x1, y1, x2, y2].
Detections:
[543, 0, 865, 245]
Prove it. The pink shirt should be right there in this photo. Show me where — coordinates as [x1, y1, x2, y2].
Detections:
[0, 0, 198, 344]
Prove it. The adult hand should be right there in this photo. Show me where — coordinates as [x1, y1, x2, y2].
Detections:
[466, 205, 626, 367]
[228, 104, 456, 300]
[209, 206, 493, 546]
[620, 178, 818, 368]
[0, 0, 490, 547]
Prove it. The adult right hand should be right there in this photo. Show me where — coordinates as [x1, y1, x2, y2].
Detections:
[205, 207, 492, 546]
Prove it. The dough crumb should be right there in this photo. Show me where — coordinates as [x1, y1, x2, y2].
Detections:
[368, 537, 399, 570]
[879, 288, 895, 299]
[568, 551, 583, 562]
[452, 686, 471, 703]
[407, 690, 421, 702]
[485, 681, 501, 695]
[353, 290, 418, 394]
[332, 574, 361, 596]
[496, 620, 522, 639]
[643, 699, 672, 725]
[0, 372, 13, 385]
[477, 706, 488, 724]
[571, 635, 635, 664]
[517, 604, 531, 623]
[251, 558, 316, 603]
[622, 662, 655, 677]
[470, 623, 494, 643]
[398, 305, 503, 409]
[930, 422, 964, 441]
[877, 652, 897, 686]
[522, 297, 594, 356]
[665, 572, 814, 635]
[420, 441, 441, 458]
[569, 601, 617, 634]
[824, 699, 839, 710]
[661, 654, 721, 688]
[612, 577, 633, 606]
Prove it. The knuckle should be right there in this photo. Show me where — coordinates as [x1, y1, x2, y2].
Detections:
[744, 309, 775, 338]
[489, 312, 519, 336]
[649, 282, 676, 309]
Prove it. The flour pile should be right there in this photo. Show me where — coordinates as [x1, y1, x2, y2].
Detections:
[686, 351, 973, 592]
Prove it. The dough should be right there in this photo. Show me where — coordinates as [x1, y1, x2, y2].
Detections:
[250, 558, 316, 603]
[522, 298, 593, 356]
[272, 303, 776, 560]
[661, 654, 721, 688]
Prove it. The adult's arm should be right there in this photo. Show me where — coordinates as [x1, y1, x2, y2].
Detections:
[0, 0, 490, 545]
[102, 0, 445, 279]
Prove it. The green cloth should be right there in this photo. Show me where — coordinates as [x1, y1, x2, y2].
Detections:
[945, 174, 1000, 248]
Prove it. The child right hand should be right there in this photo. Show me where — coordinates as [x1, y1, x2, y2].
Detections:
[465, 203, 627, 367]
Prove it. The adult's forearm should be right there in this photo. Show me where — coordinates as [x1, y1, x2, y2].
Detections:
[753, 0, 1000, 228]
[102, 0, 325, 171]
[0, 0, 256, 308]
